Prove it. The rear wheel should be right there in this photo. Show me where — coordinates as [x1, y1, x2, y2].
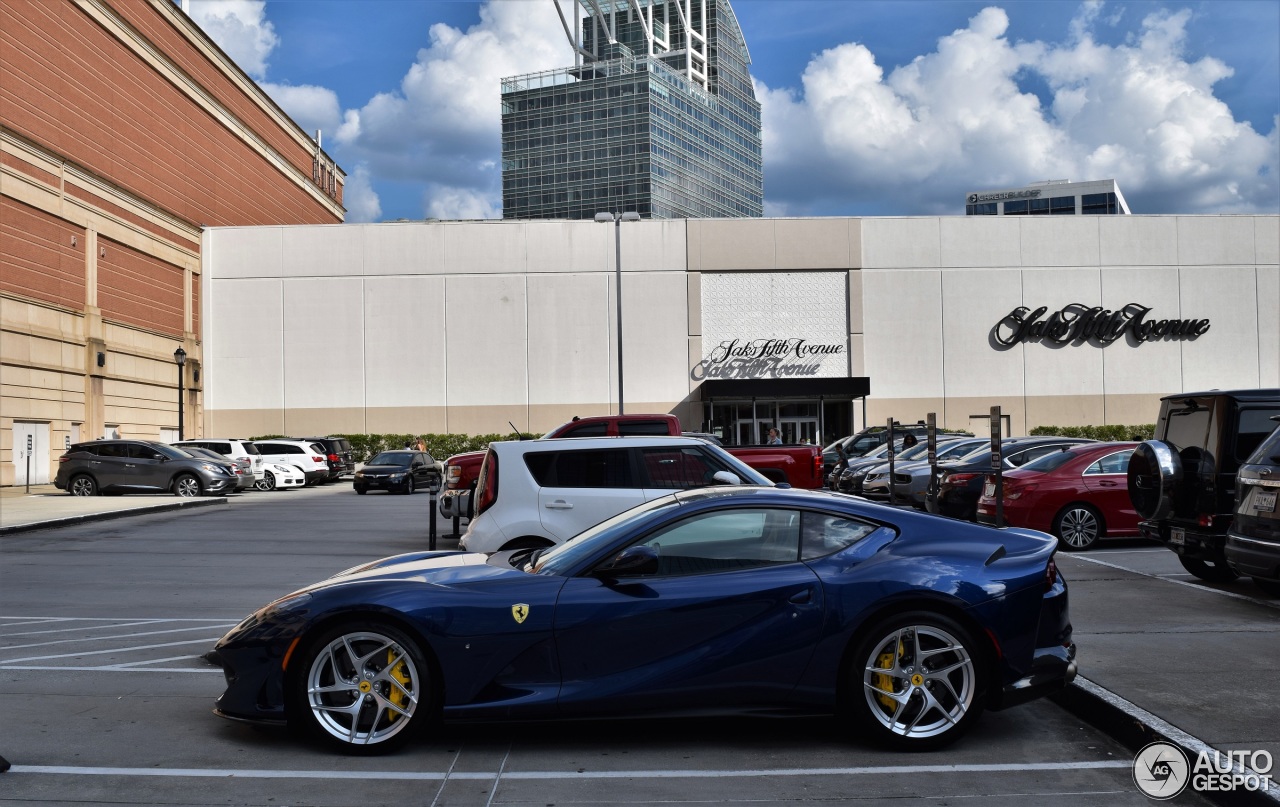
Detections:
[288, 621, 432, 754]
[1179, 553, 1239, 582]
[69, 475, 98, 496]
[1053, 504, 1103, 551]
[173, 474, 202, 498]
[849, 611, 985, 750]
[255, 471, 276, 492]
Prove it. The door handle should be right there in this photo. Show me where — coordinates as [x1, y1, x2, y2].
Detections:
[1099, 481, 1117, 487]
[125, 464, 136, 468]
[544, 500, 574, 510]
[789, 588, 812, 604]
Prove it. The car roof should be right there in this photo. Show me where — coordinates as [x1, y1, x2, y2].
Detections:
[1162, 389, 1280, 402]
[491, 435, 709, 452]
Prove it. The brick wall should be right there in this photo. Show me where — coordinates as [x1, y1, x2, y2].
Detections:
[97, 236, 184, 336]
[0, 197, 86, 311]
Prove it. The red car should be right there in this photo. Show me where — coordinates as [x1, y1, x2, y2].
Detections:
[976, 442, 1139, 551]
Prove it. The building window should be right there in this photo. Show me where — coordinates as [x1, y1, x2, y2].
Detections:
[966, 202, 997, 215]
[1004, 200, 1028, 215]
[1082, 192, 1117, 214]
[1050, 196, 1075, 214]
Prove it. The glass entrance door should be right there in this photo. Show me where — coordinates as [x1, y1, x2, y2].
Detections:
[779, 418, 819, 445]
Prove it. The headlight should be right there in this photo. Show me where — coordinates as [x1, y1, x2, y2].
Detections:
[200, 463, 219, 473]
[355, 471, 364, 478]
[389, 472, 406, 479]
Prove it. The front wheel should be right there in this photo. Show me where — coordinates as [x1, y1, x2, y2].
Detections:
[1178, 553, 1239, 582]
[849, 611, 986, 750]
[403, 476, 415, 495]
[288, 621, 432, 754]
[255, 471, 276, 492]
[173, 473, 202, 498]
[1053, 504, 1103, 551]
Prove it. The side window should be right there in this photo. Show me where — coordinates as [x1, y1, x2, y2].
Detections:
[242, 442, 261, 456]
[639, 447, 724, 488]
[1237, 409, 1280, 462]
[618, 420, 673, 436]
[97, 444, 128, 458]
[256, 443, 278, 454]
[1085, 450, 1133, 475]
[127, 444, 160, 460]
[72, 444, 99, 456]
[562, 423, 608, 437]
[629, 509, 800, 576]
[525, 449, 633, 487]
[801, 512, 881, 559]
[212, 442, 232, 455]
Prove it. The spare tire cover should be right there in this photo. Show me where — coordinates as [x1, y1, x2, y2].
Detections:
[1128, 440, 1182, 521]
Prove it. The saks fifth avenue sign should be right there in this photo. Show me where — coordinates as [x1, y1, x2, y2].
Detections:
[993, 303, 1210, 349]
[700, 338, 846, 379]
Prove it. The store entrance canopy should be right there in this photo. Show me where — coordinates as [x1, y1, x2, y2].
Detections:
[699, 377, 870, 399]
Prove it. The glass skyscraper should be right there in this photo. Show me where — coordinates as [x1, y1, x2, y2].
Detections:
[501, 0, 762, 220]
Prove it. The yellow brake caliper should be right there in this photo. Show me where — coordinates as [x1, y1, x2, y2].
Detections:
[387, 649, 411, 721]
[873, 640, 903, 710]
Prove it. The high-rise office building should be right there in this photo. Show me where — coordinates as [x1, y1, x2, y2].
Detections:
[501, 0, 762, 220]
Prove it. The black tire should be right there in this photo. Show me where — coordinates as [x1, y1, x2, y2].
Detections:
[1178, 553, 1239, 582]
[1251, 578, 1280, 597]
[1052, 503, 1104, 551]
[848, 611, 987, 751]
[403, 476, 415, 495]
[499, 536, 554, 552]
[173, 473, 202, 498]
[355, 487, 367, 495]
[287, 620, 433, 754]
[69, 474, 98, 497]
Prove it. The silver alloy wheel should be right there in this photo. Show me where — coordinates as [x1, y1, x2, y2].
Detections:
[70, 476, 96, 496]
[174, 474, 201, 497]
[306, 630, 420, 747]
[255, 471, 276, 492]
[862, 625, 976, 740]
[1058, 507, 1100, 549]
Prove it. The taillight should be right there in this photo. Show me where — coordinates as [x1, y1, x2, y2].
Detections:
[474, 451, 498, 516]
[1045, 558, 1059, 592]
[58, 455, 71, 463]
[328, 453, 339, 462]
[813, 452, 822, 479]
[1007, 483, 1037, 500]
[945, 472, 977, 486]
[312, 456, 325, 463]
[445, 465, 461, 489]
[1197, 514, 1213, 528]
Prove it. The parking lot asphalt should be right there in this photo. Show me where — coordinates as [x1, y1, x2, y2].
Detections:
[0, 484, 1276, 804]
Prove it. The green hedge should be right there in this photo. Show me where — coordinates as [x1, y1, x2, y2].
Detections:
[1028, 424, 1155, 441]
[252, 433, 538, 462]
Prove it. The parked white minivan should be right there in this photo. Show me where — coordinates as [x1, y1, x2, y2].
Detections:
[459, 436, 771, 554]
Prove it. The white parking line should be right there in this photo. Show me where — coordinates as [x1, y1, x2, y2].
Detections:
[8, 759, 1133, 781]
[2, 624, 237, 651]
[1, 665, 220, 673]
[0, 637, 222, 665]
[1066, 554, 1280, 610]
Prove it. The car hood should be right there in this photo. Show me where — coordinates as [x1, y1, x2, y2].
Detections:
[294, 551, 520, 596]
[361, 464, 413, 473]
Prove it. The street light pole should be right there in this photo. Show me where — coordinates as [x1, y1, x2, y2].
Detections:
[595, 211, 640, 415]
[174, 346, 187, 440]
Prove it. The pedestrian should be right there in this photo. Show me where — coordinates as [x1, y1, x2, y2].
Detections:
[415, 436, 427, 452]
[902, 433, 918, 449]
[767, 428, 782, 445]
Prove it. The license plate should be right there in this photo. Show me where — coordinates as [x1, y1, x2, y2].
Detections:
[1169, 527, 1185, 546]
[1256, 491, 1278, 512]
[983, 482, 995, 498]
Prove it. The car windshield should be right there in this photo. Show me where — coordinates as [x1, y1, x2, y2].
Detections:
[1019, 450, 1078, 473]
[531, 496, 683, 576]
[368, 452, 412, 466]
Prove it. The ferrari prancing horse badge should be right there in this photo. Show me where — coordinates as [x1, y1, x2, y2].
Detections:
[511, 603, 530, 624]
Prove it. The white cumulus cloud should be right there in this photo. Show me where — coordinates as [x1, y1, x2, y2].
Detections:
[342, 165, 382, 223]
[186, 0, 279, 81]
[259, 82, 342, 141]
[762, 4, 1278, 215]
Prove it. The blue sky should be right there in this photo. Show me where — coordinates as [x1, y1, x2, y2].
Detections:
[187, 0, 1279, 221]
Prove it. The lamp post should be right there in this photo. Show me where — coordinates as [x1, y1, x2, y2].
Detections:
[594, 211, 640, 414]
[174, 346, 186, 440]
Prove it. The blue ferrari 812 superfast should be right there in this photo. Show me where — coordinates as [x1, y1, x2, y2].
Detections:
[208, 486, 1076, 753]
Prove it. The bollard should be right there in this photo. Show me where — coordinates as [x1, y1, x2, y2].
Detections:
[428, 475, 439, 551]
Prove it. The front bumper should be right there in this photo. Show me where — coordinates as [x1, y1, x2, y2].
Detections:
[353, 474, 411, 492]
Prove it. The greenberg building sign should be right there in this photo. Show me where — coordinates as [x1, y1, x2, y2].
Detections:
[993, 303, 1210, 348]
[699, 338, 846, 379]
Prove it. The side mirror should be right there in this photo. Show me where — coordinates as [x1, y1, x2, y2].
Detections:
[593, 545, 659, 578]
[153, 453, 167, 461]
[412, 462, 424, 469]
[711, 470, 741, 486]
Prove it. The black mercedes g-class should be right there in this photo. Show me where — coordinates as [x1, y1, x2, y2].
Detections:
[1127, 389, 1280, 582]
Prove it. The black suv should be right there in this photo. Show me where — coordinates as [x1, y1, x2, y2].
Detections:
[1128, 389, 1280, 582]
[54, 440, 238, 497]
[299, 436, 356, 481]
[1226, 419, 1280, 596]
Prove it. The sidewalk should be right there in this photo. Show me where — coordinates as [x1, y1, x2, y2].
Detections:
[1052, 553, 1280, 805]
[0, 483, 226, 535]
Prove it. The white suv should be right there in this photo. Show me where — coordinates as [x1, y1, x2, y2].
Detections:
[252, 439, 331, 486]
[173, 439, 264, 485]
[459, 436, 771, 554]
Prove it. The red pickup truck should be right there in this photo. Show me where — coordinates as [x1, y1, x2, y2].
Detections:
[438, 414, 824, 519]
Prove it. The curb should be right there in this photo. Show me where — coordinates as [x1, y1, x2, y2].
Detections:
[0, 497, 228, 536]
[1052, 676, 1280, 806]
